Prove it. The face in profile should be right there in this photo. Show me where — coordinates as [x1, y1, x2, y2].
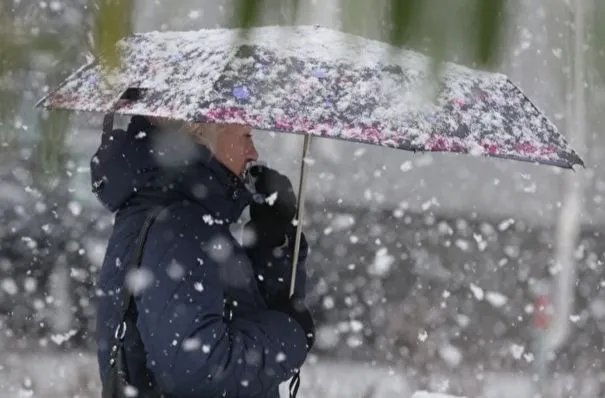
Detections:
[212, 124, 259, 177]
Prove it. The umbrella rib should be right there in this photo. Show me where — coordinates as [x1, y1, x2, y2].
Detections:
[289, 134, 312, 298]
[34, 61, 95, 108]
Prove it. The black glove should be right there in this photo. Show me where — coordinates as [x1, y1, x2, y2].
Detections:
[246, 165, 298, 247]
[269, 294, 315, 352]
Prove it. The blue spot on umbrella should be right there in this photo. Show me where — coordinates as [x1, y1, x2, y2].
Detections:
[312, 68, 327, 78]
[233, 86, 250, 100]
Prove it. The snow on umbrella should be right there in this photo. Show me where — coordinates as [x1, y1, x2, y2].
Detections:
[37, 25, 583, 169]
[36, 25, 585, 295]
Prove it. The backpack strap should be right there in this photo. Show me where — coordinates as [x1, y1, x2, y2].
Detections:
[113, 206, 166, 342]
[104, 206, 166, 398]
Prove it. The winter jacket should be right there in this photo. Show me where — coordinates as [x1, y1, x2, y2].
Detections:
[92, 115, 310, 397]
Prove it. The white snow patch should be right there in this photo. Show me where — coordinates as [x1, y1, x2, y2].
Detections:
[167, 260, 185, 280]
[67, 201, 82, 216]
[50, 329, 77, 346]
[455, 239, 470, 251]
[486, 291, 508, 308]
[498, 218, 515, 231]
[182, 338, 201, 351]
[125, 268, 154, 294]
[202, 214, 224, 225]
[412, 392, 467, 398]
[24, 277, 37, 293]
[473, 233, 487, 251]
[469, 283, 484, 300]
[350, 320, 364, 333]
[265, 192, 278, 206]
[124, 385, 138, 397]
[2, 278, 18, 295]
[315, 325, 340, 350]
[400, 161, 413, 172]
[188, 9, 203, 19]
[510, 344, 525, 359]
[438, 344, 463, 367]
[368, 247, 394, 276]
[330, 214, 355, 231]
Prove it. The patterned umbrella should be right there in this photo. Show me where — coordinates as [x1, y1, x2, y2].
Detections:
[36, 25, 585, 296]
[37, 25, 583, 169]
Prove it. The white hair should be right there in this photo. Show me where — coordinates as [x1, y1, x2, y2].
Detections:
[147, 116, 223, 153]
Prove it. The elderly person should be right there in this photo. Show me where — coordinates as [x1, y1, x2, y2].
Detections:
[92, 115, 314, 397]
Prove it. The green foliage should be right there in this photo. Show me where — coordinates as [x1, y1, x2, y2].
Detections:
[33, 110, 71, 191]
[92, 0, 135, 70]
[0, 3, 84, 189]
[389, 0, 424, 47]
[0, 11, 28, 149]
[590, 0, 605, 82]
[472, 0, 507, 67]
[233, 0, 264, 29]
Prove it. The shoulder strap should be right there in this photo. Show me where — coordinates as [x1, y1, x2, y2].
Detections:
[117, 206, 166, 331]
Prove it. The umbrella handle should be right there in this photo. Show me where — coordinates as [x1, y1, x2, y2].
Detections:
[289, 134, 312, 298]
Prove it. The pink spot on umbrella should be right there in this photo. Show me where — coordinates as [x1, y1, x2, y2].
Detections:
[427, 136, 448, 151]
[454, 98, 465, 107]
[361, 127, 381, 144]
[484, 144, 500, 154]
[206, 106, 248, 123]
[480, 141, 500, 154]
[427, 135, 465, 153]
[539, 145, 557, 156]
[275, 118, 293, 130]
[291, 117, 313, 132]
[515, 142, 537, 154]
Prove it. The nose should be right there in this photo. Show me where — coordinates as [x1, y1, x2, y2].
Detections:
[246, 141, 259, 161]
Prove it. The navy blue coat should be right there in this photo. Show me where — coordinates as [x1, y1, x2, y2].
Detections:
[92, 116, 310, 397]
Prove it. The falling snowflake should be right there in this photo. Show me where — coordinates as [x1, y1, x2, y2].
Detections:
[486, 291, 508, 308]
[167, 260, 185, 280]
[1, 279, 18, 295]
[265, 192, 278, 206]
[183, 338, 201, 351]
[50, 329, 78, 346]
[469, 283, 484, 300]
[510, 344, 525, 359]
[123, 385, 139, 397]
[125, 269, 154, 294]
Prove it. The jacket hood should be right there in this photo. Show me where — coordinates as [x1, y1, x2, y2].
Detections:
[90, 115, 252, 220]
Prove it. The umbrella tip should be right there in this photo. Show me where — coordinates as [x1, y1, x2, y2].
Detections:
[570, 162, 585, 172]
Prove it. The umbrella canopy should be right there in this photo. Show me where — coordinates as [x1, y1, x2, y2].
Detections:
[37, 25, 583, 169]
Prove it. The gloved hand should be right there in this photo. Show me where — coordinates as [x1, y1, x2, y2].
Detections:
[269, 294, 315, 352]
[246, 165, 298, 248]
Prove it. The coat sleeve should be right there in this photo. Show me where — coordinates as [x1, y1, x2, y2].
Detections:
[244, 228, 310, 302]
[135, 214, 309, 397]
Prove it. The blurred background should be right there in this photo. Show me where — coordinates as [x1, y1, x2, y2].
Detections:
[1, 0, 604, 397]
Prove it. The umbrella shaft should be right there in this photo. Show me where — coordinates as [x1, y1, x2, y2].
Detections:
[290, 134, 312, 298]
